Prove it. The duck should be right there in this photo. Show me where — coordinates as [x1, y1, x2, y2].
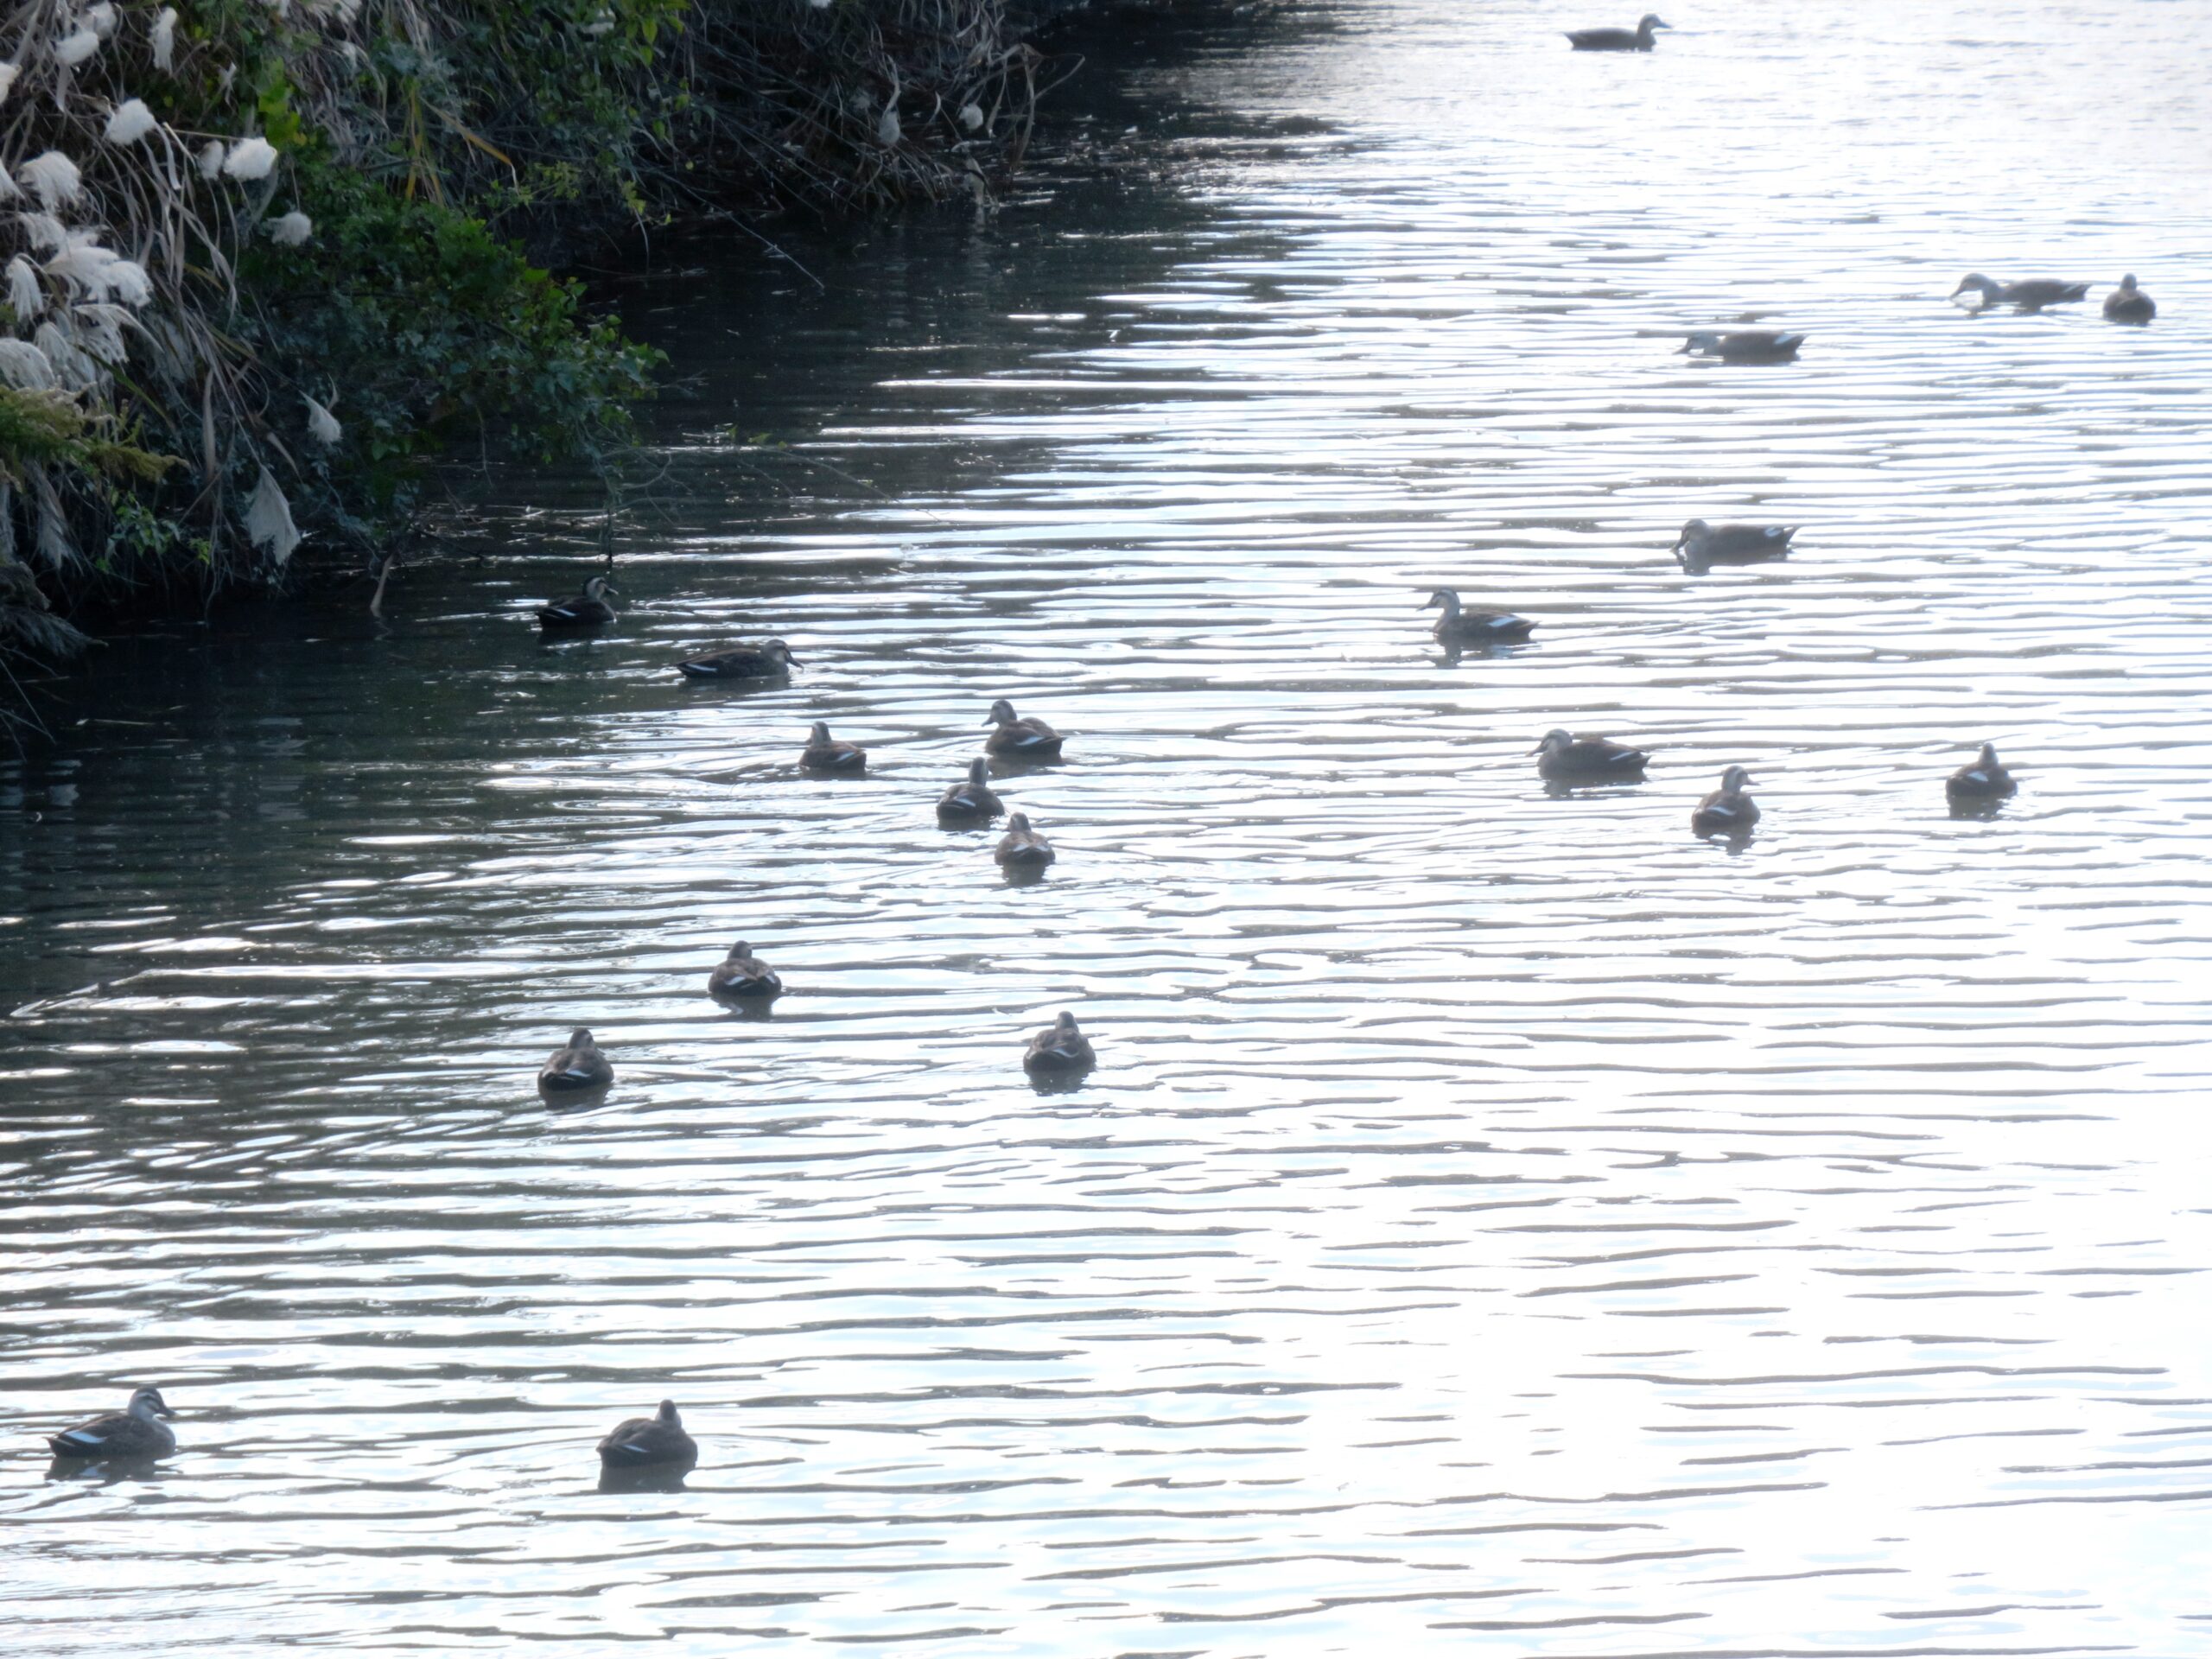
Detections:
[1681, 329, 1804, 363]
[1690, 766, 1760, 836]
[1533, 728, 1650, 784]
[537, 575, 619, 630]
[676, 639, 798, 680]
[2103, 275, 2156, 324]
[1023, 1011, 1096, 1076]
[597, 1400, 698, 1471]
[1566, 13, 1669, 50]
[538, 1028, 613, 1091]
[707, 941, 783, 1000]
[1423, 588, 1537, 645]
[995, 811, 1056, 869]
[983, 698, 1063, 760]
[798, 721, 867, 773]
[1945, 741, 2018, 805]
[1674, 518, 1796, 565]
[937, 758, 1004, 823]
[46, 1386, 176, 1461]
[1950, 274, 2090, 312]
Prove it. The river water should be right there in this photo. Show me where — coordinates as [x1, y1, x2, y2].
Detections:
[6, 1, 2212, 1652]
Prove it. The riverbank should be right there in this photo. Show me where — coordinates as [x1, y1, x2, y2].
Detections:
[0, 0, 1214, 715]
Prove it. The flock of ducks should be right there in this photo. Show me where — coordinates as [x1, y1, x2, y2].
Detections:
[524, 673, 1096, 1108]
[26, 9, 2133, 1490]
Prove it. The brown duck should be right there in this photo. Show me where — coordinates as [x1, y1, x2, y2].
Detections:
[799, 721, 867, 773]
[984, 699, 1064, 760]
[937, 758, 1004, 823]
[1690, 766, 1760, 836]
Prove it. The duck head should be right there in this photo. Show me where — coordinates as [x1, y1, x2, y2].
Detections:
[1530, 728, 1573, 757]
[1005, 811, 1033, 834]
[1054, 1011, 1082, 1037]
[1638, 13, 1671, 35]
[966, 758, 991, 785]
[1951, 273, 2001, 307]
[1421, 588, 1462, 615]
[1674, 518, 1710, 550]
[1978, 741, 2001, 766]
[568, 1027, 595, 1051]
[2117, 275, 2139, 293]
[1719, 766, 1752, 792]
[984, 698, 1020, 727]
[583, 576, 618, 601]
[1679, 332, 1720, 355]
[764, 639, 799, 667]
[657, 1400, 683, 1427]
[809, 721, 833, 743]
[726, 941, 752, 961]
[129, 1387, 175, 1422]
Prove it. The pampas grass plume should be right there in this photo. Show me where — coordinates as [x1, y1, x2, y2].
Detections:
[224, 137, 279, 181]
[105, 99, 158, 146]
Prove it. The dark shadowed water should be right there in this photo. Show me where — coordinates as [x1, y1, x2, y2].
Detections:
[6, 2, 2212, 1652]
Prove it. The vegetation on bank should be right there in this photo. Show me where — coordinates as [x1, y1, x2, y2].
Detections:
[0, 0, 1109, 696]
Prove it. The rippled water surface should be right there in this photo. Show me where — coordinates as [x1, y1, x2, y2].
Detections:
[8, 2, 2212, 1652]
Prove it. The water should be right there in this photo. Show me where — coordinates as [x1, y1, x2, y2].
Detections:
[7, 1, 2212, 1651]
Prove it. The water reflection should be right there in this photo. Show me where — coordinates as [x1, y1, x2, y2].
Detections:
[7, 0, 2212, 1654]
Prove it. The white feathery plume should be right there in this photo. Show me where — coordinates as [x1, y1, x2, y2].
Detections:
[35, 468, 75, 566]
[7, 254, 44, 319]
[104, 257, 151, 307]
[0, 64, 18, 105]
[17, 152, 84, 211]
[245, 469, 302, 566]
[223, 137, 278, 180]
[0, 337, 58, 390]
[151, 9, 178, 72]
[268, 210, 312, 246]
[196, 139, 226, 180]
[69, 302, 128, 365]
[17, 213, 68, 252]
[959, 103, 983, 132]
[105, 99, 158, 145]
[33, 319, 100, 390]
[87, 3, 119, 38]
[877, 105, 901, 146]
[302, 394, 340, 445]
[54, 29, 100, 67]
[0, 168, 17, 202]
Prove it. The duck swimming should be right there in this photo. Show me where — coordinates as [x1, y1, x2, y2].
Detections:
[1950, 274, 2090, 312]
[1567, 13, 1668, 50]
[1023, 1011, 1096, 1076]
[995, 811, 1056, 869]
[1423, 588, 1537, 645]
[1674, 519, 1796, 565]
[46, 1386, 176, 1462]
[937, 758, 1004, 823]
[597, 1400, 698, 1471]
[538, 1028, 613, 1091]
[1681, 330, 1804, 363]
[1945, 741, 2018, 805]
[677, 639, 798, 680]
[1534, 728, 1651, 784]
[1691, 766, 1760, 836]
[537, 575, 618, 631]
[708, 941, 782, 1000]
[799, 721, 867, 773]
[983, 699, 1064, 760]
[2103, 275, 2156, 324]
